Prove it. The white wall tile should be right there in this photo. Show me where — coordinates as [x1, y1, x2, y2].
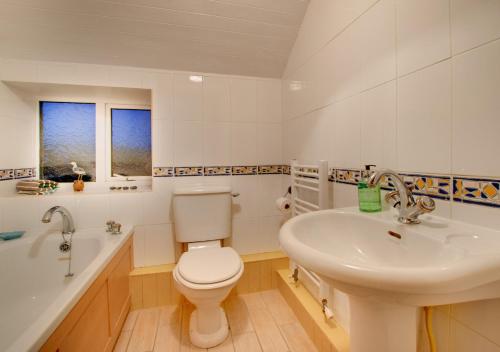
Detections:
[451, 201, 500, 230]
[452, 40, 500, 177]
[258, 175, 284, 217]
[143, 223, 175, 266]
[284, 0, 379, 77]
[256, 80, 282, 123]
[152, 118, 174, 166]
[449, 318, 500, 352]
[258, 215, 283, 252]
[334, 96, 361, 168]
[230, 78, 257, 122]
[333, 183, 358, 208]
[133, 225, 146, 267]
[2, 197, 39, 231]
[151, 73, 173, 120]
[173, 73, 203, 122]
[397, 60, 452, 173]
[0, 116, 34, 169]
[451, 0, 500, 54]
[75, 194, 110, 229]
[360, 81, 397, 169]
[203, 122, 231, 165]
[451, 298, 500, 346]
[397, 0, 451, 76]
[230, 123, 257, 165]
[357, 0, 397, 91]
[109, 193, 144, 226]
[173, 121, 203, 166]
[231, 217, 261, 255]
[231, 175, 260, 218]
[142, 191, 171, 225]
[257, 123, 282, 165]
[203, 76, 231, 122]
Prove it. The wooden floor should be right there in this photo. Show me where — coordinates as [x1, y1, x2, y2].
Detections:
[114, 289, 317, 352]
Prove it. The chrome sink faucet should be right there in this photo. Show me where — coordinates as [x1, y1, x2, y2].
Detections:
[368, 169, 435, 224]
[41, 206, 76, 234]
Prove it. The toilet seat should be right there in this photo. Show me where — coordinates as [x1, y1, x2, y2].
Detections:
[177, 247, 242, 285]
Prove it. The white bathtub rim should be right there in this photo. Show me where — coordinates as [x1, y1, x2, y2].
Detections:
[4, 225, 133, 352]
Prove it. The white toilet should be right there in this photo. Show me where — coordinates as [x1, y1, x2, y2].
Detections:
[172, 185, 243, 348]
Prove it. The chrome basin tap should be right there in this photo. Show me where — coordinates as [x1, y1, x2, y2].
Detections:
[368, 169, 435, 224]
[41, 206, 76, 234]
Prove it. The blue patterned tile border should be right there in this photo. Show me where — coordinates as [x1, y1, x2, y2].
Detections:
[204, 166, 231, 176]
[326, 168, 452, 200]
[401, 173, 451, 200]
[232, 166, 258, 175]
[153, 167, 174, 177]
[453, 177, 500, 208]
[258, 165, 283, 175]
[175, 167, 203, 177]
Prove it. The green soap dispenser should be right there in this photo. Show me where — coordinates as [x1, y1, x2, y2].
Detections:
[358, 164, 381, 212]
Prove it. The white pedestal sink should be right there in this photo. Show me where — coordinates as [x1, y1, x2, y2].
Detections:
[279, 207, 500, 352]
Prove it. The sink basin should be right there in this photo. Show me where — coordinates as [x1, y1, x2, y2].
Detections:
[279, 207, 500, 352]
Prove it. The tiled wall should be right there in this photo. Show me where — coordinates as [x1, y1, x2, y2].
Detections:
[282, 0, 500, 350]
[0, 58, 285, 267]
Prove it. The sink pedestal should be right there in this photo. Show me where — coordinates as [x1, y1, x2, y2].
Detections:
[349, 295, 419, 352]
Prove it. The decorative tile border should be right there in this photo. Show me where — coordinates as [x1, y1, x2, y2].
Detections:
[401, 173, 451, 200]
[174, 167, 204, 177]
[153, 165, 287, 177]
[148, 164, 500, 208]
[204, 166, 231, 176]
[0, 168, 36, 181]
[259, 165, 283, 175]
[454, 177, 500, 208]
[334, 169, 362, 185]
[232, 166, 258, 175]
[152, 167, 174, 177]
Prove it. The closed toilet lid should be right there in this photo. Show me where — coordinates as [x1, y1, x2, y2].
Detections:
[177, 247, 242, 284]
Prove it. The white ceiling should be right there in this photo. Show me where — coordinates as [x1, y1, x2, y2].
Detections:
[0, 0, 309, 78]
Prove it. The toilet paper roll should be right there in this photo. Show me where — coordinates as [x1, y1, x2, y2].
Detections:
[275, 197, 291, 214]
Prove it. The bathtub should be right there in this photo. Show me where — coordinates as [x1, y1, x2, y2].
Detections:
[0, 226, 133, 352]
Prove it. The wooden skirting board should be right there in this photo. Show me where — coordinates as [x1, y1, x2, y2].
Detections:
[129, 251, 289, 310]
[277, 269, 350, 352]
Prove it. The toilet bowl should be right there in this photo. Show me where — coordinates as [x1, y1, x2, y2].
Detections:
[173, 245, 243, 348]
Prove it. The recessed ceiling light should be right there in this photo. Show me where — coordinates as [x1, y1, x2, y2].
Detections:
[189, 75, 203, 83]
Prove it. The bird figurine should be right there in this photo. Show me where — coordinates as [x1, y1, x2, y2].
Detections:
[70, 162, 86, 181]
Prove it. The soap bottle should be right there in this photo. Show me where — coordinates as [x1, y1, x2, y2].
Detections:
[358, 164, 381, 212]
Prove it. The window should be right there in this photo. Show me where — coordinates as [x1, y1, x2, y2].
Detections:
[108, 106, 152, 178]
[39, 101, 96, 182]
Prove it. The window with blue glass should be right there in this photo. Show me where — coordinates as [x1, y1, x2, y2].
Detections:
[40, 102, 96, 182]
[111, 108, 152, 177]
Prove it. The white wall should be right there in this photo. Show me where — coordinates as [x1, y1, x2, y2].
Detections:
[282, 0, 500, 350]
[0, 58, 285, 268]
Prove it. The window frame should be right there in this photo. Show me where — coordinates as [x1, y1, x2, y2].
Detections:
[37, 98, 98, 184]
[36, 97, 153, 192]
[105, 103, 152, 182]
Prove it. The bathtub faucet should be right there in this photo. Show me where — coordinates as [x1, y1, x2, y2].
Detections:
[42, 206, 76, 234]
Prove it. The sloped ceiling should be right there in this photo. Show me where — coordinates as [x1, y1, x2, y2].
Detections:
[0, 0, 309, 78]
